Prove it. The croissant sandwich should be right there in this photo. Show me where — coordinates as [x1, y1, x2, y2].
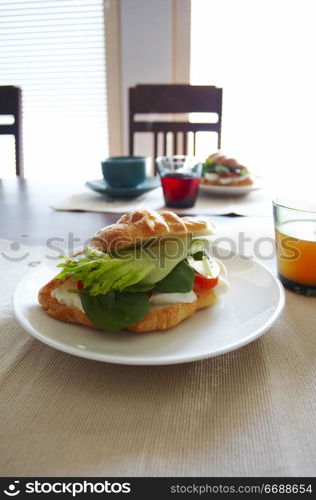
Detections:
[39, 209, 228, 333]
[201, 152, 253, 186]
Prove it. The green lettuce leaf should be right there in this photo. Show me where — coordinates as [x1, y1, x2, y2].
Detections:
[123, 282, 154, 293]
[80, 290, 150, 331]
[56, 248, 155, 296]
[56, 237, 192, 296]
[153, 260, 194, 293]
[202, 162, 230, 175]
[115, 236, 192, 286]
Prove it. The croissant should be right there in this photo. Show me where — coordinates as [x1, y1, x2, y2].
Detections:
[39, 210, 220, 333]
[90, 209, 215, 252]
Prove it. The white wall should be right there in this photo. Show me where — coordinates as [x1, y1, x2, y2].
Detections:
[120, 0, 173, 154]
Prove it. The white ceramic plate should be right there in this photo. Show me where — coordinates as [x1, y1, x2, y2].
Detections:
[13, 253, 284, 365]
[199, 177, 263, 195]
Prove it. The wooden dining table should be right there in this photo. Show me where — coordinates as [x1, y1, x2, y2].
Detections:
[0, 178, 118, 245]
[0, 178, 315, 478]
[0, 178, 242, 243]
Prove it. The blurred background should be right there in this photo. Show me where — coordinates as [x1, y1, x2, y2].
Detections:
[1, 0, 315, 189]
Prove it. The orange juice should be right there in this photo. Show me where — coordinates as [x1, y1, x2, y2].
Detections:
[275, 219, 316, 293]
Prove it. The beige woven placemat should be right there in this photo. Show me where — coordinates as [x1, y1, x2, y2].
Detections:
[51, 186, 273, 216]
[0, 239, 315, 477]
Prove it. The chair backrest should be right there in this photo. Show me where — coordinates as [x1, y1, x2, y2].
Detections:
[0, 86, 23, 176]
[129, 84, 222, 171]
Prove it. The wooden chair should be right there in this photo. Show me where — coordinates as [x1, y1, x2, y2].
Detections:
[0, 86, 23, 176]
[129, 84, 222, 172]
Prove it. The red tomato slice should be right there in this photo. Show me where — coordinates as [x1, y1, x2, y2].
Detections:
[220, 172, 239, 178]
[77, 280, 84, 290]
[194, 272, 219, 291]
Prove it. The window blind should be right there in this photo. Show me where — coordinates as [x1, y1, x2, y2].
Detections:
[0, 0, 108, 179]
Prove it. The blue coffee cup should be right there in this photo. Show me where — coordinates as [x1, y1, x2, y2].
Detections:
[101, 156, 148, 188]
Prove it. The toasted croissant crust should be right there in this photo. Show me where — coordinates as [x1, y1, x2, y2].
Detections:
[129, 288, 216, 332]
[89, 210, 215, 252]
[38, 278, 216, 333]
[39, 278, 95, 328]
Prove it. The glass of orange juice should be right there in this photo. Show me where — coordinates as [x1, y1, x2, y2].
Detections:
[273, 197, 316, 296]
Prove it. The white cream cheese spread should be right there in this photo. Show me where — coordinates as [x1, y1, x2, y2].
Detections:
[52, 275, 229, 314]
[51, 281, 85, 312]
[149, 291, 197, 306]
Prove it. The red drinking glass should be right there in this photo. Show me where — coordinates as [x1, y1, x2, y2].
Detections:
[156, 156, 202, 208]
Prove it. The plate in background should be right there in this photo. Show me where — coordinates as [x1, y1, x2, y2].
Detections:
[199, 177, 263, 196]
